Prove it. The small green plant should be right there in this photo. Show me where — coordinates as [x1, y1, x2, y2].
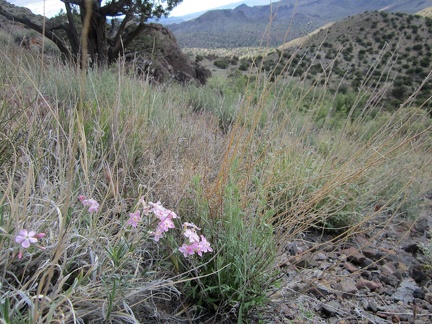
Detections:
[177, 175, 277, 320]
[214, 59, 230, 69]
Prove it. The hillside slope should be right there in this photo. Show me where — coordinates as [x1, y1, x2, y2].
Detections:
[168, 0, 432, 48]
[261, 11, 432, 110]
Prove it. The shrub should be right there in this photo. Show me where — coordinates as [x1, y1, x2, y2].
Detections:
[214, 59, 229, 69]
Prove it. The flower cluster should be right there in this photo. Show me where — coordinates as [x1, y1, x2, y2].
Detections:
[179, 222, 213, 257]
[127, 210, 141, 228]
[78, 195, 100, 212]
[127, 199, 212, 257]
[15, 229, 46, 259]
[14, 196, 212, 260]
[147, 201, 178, 242]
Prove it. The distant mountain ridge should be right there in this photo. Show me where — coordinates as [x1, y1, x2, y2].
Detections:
[154, 0, 271, 25]
[167, 0, 432, 48]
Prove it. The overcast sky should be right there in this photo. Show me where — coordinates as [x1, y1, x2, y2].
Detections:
[9, 0, 242, 18]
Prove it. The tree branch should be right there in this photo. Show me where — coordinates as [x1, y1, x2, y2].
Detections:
[109, 12, 133, 49]
[100, 0, 132, 16]
[0, 4, 72, 62]
[64, 2, 80, 55]
[60, 0, 85, 5]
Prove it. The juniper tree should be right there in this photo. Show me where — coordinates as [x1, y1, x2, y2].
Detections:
[0, 0, 182, 66]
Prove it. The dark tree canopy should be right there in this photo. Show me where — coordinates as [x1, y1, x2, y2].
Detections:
[0, 0, 183, 66]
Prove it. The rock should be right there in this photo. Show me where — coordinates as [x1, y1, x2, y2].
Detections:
[337, 278, 359, 295]
[392, 278, 421, 304]
[411, 265, 431, 286]
[356, 278, 382, 291]
[425, 292, 432, 304]
[287, 242, 299, 256]
[341, 247, 367, 265]
[382, 262, 397, 276]
[343, 262, 358, 273]
[404, 243, 421, 254]
[307, 283, 334, 298]
[363, 247, 384, 261]
[367, 300, 379, 313]
[128, 23, 211, 85]
[295, 254, 311, 268]
[414, 216, 430, 235]
[380, 263, 402, 287]
[361, 257, 378, 269]
[319, 261, 333, 270]
[321, 300, 342, 317]
[380, 273, 402, 288]
[362, 270, 381, 282]
[328, 317, 339, 324]
[354, 235, 370, 246]
[382, 286, 396, 296]
[413, 288, 425, 299]
[314, 252, 327, 261]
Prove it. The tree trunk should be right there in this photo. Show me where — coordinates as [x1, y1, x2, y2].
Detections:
[80, 2, 108, 67]
[64, 3, 80, 58]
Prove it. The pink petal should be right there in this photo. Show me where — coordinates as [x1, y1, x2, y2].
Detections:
[21, 239, 31, 248]
[15, 235, 24, 243]
[18, 229, 28, 236]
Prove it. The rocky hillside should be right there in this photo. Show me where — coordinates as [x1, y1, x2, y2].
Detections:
[266, 201, 432, 323]
[283, 11, 432, 109]
[212, 11, 431, 111]
[168, 0, 432, 48]
[416, 6, 432, 17]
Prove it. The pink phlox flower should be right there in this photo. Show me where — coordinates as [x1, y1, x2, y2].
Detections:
[15, 229, 46, 259]
[80, 196, 100, 213]
[158, 218, 175, 232]
[197, 235, 213, 255]
[127, 210, 141, 228]
[184, 228, 200, 243]
[179, 243, 198, 257]
[183, 222, 201, 243]
[150, 228, 164, 242]
[149, 201, 166, 219]
[149, 201, 177, 220]
[166, 210, 178, 219]
[15, 229, 38, 248]
[178, 234, 212, 257]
